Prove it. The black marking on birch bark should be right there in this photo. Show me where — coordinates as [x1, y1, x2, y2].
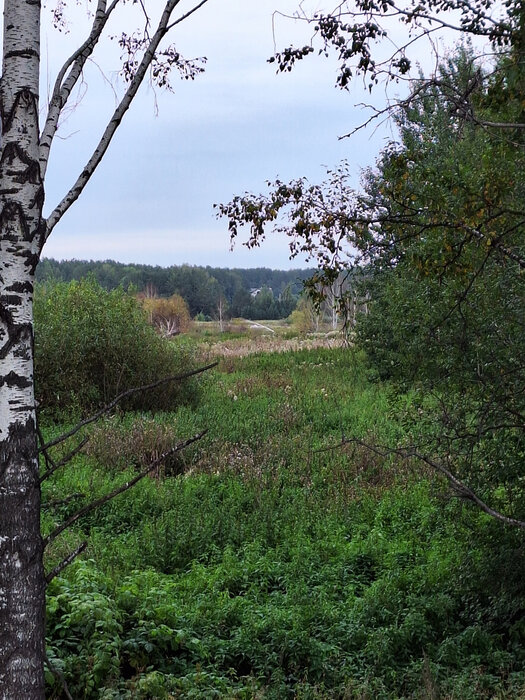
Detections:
[3, 49, 39, 60]
[1, 88, 38, 134]
[0, 416, 37, 484]
[13, 342, 32, 361]
[2, 294, 24, 306]
[0, 302, 15, 327]
[1, 142, 40, 183]
[0, 371, 33, 389]
[0, 417, 45, 697]
[30, 184, 45, 212]
[0, 323, 32, 360]
[6, 281, 33, 294]
[0, 201, 32, 240]
[25, 234, 45, 260]
[17, 161, 40, 186]
[34, 221, 47, 256]
[22, 249, 41, 273]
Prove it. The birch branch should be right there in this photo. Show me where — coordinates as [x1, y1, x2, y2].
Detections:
[45, 0, 211, 237]
[39, 0, 120, 177]
[39, 361, 217, 453]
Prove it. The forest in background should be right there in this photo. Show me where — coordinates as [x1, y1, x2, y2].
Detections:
[36, 258, 315, 320]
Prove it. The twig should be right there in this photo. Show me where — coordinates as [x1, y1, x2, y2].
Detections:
[45, 542, 88, 585]
[45, 0, 213, 237]
[37, 422, 56, 473]
[43, 430, 207, 548]
[39, 437, 89, 483]
[40, 362, 217, 453]
[318, 436, 525, 529]
[44, 650, 74, 700]
[42, 493, 84, 509]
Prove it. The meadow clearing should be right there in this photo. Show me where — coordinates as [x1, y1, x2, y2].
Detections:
[41, 323, 525, 699]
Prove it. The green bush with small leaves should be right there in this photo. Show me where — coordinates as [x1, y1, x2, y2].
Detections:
[34, 278, 199, 417]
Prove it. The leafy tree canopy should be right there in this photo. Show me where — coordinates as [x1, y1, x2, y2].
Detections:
[219, 40, 525, 528]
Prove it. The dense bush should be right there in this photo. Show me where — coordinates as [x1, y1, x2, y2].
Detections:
[85, 414, 192, 477]
[34, 278, 200, 417]
[139, 292, 192, 336]
[45, 482, 525, 699]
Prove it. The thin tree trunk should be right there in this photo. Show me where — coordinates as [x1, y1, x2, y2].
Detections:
[0, 0, 46, 695]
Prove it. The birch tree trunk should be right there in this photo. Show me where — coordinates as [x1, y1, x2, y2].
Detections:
[0, 0, 46, 695]
[0, 0, 211, 694]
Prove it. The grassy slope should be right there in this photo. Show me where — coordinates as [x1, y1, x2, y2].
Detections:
[42, 340, 525, 699]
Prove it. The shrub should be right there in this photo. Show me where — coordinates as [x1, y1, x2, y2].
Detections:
[139, 292, 192, 336]
[85, 414, 191, 477]
[288, 297, 319, 334]
[34, 278, 199, 417]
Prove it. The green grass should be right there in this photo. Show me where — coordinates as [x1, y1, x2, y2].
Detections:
[41, 344, 525, 699]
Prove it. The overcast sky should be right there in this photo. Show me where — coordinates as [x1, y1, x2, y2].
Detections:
[39, 0, 433, 268]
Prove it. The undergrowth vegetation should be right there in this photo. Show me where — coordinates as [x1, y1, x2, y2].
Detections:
[41, 339, 525, 699]
[34, 278, 199, 417]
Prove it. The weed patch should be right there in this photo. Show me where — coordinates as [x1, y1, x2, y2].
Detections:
[42, 344, 525, 699]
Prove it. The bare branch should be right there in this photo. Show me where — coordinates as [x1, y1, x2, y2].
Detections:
[39, 0, 121, 177]
[45, 0, 211, 237]
[43, 431, 207, 548]
[39, 361, 217, 454]
[326, 437, 525, 529]
[477, 120, 525, 129]
[37, 422, 55, 473]
[166, 0, 210, 31]
[42, 493, 84, 509]
[39, 436, 90, 483]
[339, 73, 525, 143]
[44, 650, 75, 700]
[45, 541, 88, 585]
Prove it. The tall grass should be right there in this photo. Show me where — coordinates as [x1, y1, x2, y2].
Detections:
[42, 344, 525, 699]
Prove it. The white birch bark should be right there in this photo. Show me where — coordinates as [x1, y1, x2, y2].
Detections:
[0, 0, 46, 696]
[0, 1, 212, 696]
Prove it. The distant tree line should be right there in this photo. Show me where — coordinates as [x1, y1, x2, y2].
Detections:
[36, 259, 315, 320]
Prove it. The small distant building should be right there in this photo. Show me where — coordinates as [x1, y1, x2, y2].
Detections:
[250, 287, 272, 298]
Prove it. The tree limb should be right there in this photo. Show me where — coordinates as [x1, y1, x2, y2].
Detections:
[39, 0, 120, 178]
[166, 0, 210, 31]
[39, 436, 90, 483]
[44, 650, 75, 700]
[45, 0, 211, 238]
[327, 436, 525, 529]
[43, 430, 207, 548]
[464, 223, 525, 269]
[42, 493, 84, 510]
[45, 541, 88, 584]
[39, 361, 217, 453]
